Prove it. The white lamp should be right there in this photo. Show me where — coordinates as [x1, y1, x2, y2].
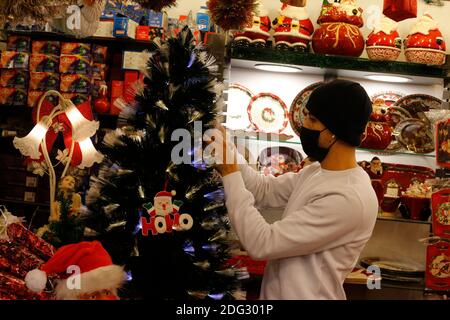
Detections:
[64, 100, 100, 142]
[13, 122, 49, 159]
[77, 138, 104, 169]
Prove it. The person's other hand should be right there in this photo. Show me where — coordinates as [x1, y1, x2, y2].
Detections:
[204, 126, 239, 177]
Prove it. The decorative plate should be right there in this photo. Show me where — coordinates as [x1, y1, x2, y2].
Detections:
[257, 146, 304, 176]
[395, 119, 434, 154]
[394, 94, 443, 118]
[360, 257, 425, 277]
[371, 91, 404, 106]
[248, 93, 289, 134]
[289, 82, 324, 137]
[225, 83, 253, 130]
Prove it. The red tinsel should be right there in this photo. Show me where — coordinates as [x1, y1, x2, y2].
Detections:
[7, 223, 55, 260]
[207, 0, 257, 31]
[0, 272, 43, 300]
[134, 0, 177, 12]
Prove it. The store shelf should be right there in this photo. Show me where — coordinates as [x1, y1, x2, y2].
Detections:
[3, 30, 158, 51]
[377, 214, 431, 225]
[0, 198, 49, 207]
[233, 134, 436, 158]
[231, 47, 450, 85]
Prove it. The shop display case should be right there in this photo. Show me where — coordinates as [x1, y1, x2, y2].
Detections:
[223, 45, 450, 299]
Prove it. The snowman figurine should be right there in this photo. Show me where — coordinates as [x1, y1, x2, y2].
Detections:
[233, 1, 271, 48]
[272, 0, 315, 51]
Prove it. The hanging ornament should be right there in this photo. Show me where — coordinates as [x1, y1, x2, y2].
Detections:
[383, 0, 417, 22]
[141, 188, 194, 236]
[207, 0, 258, 31]
[94, 85, 110, 114]
[133, 0, 177, 12]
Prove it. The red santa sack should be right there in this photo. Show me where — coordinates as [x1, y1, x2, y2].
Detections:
[383, 0, 417, 22]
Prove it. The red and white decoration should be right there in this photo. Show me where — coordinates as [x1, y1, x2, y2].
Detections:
[247, 93, 289, 134]
[404, 13, 447, 65]
[366, 16, 402, 61]
[233, 1, 271, 47]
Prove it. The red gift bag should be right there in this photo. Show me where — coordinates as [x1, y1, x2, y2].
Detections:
[383, 0, 417, 22]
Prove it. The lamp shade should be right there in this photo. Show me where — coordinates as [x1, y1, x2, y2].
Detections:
[78, 138, 104, 169]
[65, 102, 100, 142]
[13, 123, 49, 159]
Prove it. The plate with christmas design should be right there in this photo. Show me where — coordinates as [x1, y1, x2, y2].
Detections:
[248, 93, 289, 134]
[394, 94, 443, 118]
[289, 82, 324, 137]
[360, 257, 425, 278]
[257, 146, 303, 177]
[226, 83, 253, 130]
[371, 91, 404, 106]
[395, 118, 434, 154]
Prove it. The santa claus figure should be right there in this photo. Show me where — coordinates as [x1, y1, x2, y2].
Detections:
[233, 1, 271, 48]
[405, 13, 446, 65]
[25, 241, 126, 300]
[146, 190, 181, 217]
[272, 0, 314, 51]
[366, 16, 402, 61]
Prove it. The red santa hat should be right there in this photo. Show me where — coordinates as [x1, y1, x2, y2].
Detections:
[155, 190, 176, 198]
[25, 241, 125, 300]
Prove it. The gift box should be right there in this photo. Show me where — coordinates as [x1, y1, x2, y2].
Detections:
[60, 74, 92, 93]
[27, 90, 58, 108]
[29, 54, 59, 73]
[0, 70, 28, 89]
[136, 26, 151, 41]
[61, 42, 92, 56]
[59, 55, 92, 74]
[1, 52, 29, 69]
[92, 44, 108, 63]
[113, 16, 138, 39]
[92, 63, 108, 80]
[383, 0, 417, 22]
[61, 93, 90, 105]
[7, 36, 31, 52]
[425, 241, 450, 291]
[29, 72, 60, 91]
[32, 40, 61, 54]
[94, 20, 115, 38]
[432, 189, 450, 239]
[0, 88, 27, 106]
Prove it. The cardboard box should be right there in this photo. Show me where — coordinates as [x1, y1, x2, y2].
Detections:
[94, 20, 115, 38]
[60, 74, 92, 93]
[61, 93, 90, 105]
[59, 55, 92, 74]
[124, 71, 139, 103]
[136, 26, 150, 41]
[111, 80, 124, 98]
[27, 90, 59, 108]
[29, 54, 59, 73]
[7, 36, 31, 52]
[122, 51, 152, 71]
[1, 51, 29, 69]
[113, 16, 138, 39]
[92, 44, 108, 63]
[93, 63, 108, 80]
[29, 72, 60, 91]
[0, 88, 27, 106]
[32, 40, 60, 54]
[0, 70, 28, 89]
[61, 42, 92, 56]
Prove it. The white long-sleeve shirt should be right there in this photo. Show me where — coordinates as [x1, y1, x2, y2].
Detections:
[222, 161, 378, 300]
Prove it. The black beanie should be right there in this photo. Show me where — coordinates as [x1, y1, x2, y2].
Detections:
[305, 79, 372, 147]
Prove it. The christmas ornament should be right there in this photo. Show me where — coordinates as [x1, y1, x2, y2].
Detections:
[383, 0, 417, 22]
[366, 16, 402, 61]
[0, 271, 43, 300]
[25, 241, 126, 300]
[432, 189, 450, 239]
[233, 1, 271, 48]
[425, 240, 450, 291]
[312, 0, 365, 57]
[94, 85, 110, 114]
[134, 0, 177, 12]
[404, 13, 446, 65]
[272, 0, 314, 51]
[207, 0, 257, 31]
[141, 189, 194, 236]
[360, 99, 393, 150]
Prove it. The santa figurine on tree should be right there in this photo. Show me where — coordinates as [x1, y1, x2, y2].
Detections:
[24, 241, 126, 300]
[233, 1, 271, 48]
[272, 0, 314, 51]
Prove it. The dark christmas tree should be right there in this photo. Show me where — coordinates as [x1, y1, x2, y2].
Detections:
[86, 27, 247, 300]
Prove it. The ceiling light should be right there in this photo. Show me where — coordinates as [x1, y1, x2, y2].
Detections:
[254, 64, 302, 73]
[364, 74, 412, 83]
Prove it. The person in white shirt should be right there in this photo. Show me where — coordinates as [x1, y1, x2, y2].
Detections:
[211, 79, 378, 300]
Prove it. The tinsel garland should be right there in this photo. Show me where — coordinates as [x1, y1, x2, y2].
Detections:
[133, 0, 177, 12]
[207, 0, 257, 31]
[0, 0, 71, 26]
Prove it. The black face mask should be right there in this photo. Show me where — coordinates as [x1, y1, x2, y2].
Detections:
[299, 127, 335, 163]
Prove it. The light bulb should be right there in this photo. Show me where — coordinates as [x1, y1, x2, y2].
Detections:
[78, 138, 104, 169]
[13, 123, 49, 159]
[65, 101, 99, 141]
